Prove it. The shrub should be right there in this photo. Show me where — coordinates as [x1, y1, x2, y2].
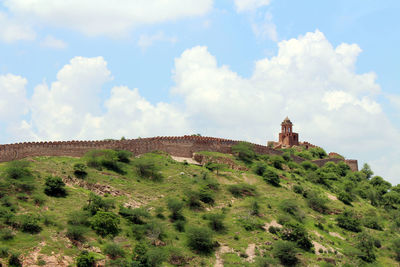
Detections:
[66, 225, 89, 242]
[206, 213, 225, 232]
[228, 183, 256, 197]
[73, 163, 88, 178]
[167, 198, 185, 221]
[356, 232, 376, 262]
[280, 199, 304, 222]
[103, 243, 125, 259]
[5, 161, 32, 180]
[146, 247, 167, 267]
[363, 216, 383, 231]
[133, 157, 163, 181]
[254, 162, 267, 176]
[186, 226, 214, 254]
[186, 190, 202, 209]
[32, 194, 46, 206]
[231, 142, 255, 163]
[282, 152, 292, 162]
[19, 214, 42, 234]
[268, 226, 281, 235]
[67, 210, 91, 226]
[205, 162, 225, 175]
[0, 246, 9, 258]
[44, 176, 67, 197]
[250, 200, 260, 216]
[174, 220, 186, 232]
[280, 222, 313, 251]
[272, 241, 298, 266]
[337, 210, 362, 232]
[392, 238, 400, 261]
[305, 191, 329, 214]
[338, 191, 353, 205]
[0, 228, 14, 240]
[85, 149, 125, 174]
[300, 161, 318, 171]
[84, 193, 114, 215]
[239, 216, 264, 231]
[8, 252, 22, 267]
[119, 206, 150, 225]
[263, 169, 280, 187]
[198, 187, 215, 205]
[76, 251, 95, 267]
[116, 150, 132, 163]
[270, 156, 285, 170]
[292, 184, 303, 194]
[90, 211, 120, 237]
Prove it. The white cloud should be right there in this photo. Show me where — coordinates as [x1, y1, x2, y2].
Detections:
[4, 0, 213, 37]
[40, 35, 67, 49]
[138, 32, 177, 49]
[0, 11, 35, 42]
[4, 29, 400, 183]
[0, 74, 29, 121]
[234, 0, 271, 12]
[251, 11, 277, 41]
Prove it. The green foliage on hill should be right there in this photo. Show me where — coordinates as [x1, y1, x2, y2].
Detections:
[0, 146, 399, 266]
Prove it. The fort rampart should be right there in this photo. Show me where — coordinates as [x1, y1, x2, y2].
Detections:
[0, 135, 357, 170]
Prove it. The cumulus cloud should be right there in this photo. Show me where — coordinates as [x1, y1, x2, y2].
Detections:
[40, 35, 67, 49]
[4, 29, 400, 183]
[4, 0, 213, 37]
[0, 11, 35, 42]
[138, 32, 177, 49]
[234, 0, 271, 12]
[0, 74, 29, 122]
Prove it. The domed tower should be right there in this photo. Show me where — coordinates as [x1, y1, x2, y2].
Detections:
[278, 117, 299, 147]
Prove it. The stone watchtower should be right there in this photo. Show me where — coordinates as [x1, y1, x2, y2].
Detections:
[279, 117, 299, 147]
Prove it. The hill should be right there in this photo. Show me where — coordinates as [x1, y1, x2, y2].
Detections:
[0, 143, 399, 267]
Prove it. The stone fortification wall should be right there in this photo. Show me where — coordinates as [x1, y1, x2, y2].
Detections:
[0, 135, 357, 171]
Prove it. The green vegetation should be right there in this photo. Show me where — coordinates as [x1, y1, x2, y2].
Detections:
[0, 146, 399, 266]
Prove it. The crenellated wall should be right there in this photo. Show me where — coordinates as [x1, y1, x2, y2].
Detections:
[0, 135, 357, 171]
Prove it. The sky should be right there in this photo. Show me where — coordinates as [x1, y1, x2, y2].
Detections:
[0, 0, 399, 184]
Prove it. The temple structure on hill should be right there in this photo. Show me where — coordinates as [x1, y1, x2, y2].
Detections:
[268, 117, 317, 149]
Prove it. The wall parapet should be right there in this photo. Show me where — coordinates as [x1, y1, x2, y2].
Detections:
[0, 135, 357, 171]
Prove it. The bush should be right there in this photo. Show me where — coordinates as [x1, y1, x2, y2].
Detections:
[85, 149, 126, 174]
[250, 200, 260, 216]
[263, 169, 280, 187]
[270, 156, 285, 170]
[19, 214, 42, 234]
[231, 142, 255, 163]
[305, 191, 329, 214]
[119, 206, 150, 225]
[103, 243, 125, 259]
[280, 222, 313, 251]
[206, 213, 225, 232]
[76, 251, 96, 267]
[67, 210, 91, 226]
[186, 226, 214, 254]
[272, 241, 298, 266]
[0, 246, 9, 258]
[356, 232, 376, 262]
[66, 225, 89, 242]
[146, 247, 167, 267]
[363, 216, 383, 231]
[337, 210, 362, 232]
[254, 162, 267, 176]
[280, 199, 304, 222]
[228, 183, 256, 197]
[5, 161, 32, 180]
[174, 220, 186, 232]
[239, 216, 264, 231]
[84, 193, 114, 215]
[0, 228, 14, 240]
[73, 163, 88, 178]
[8, 252, 22, 267]
[44, 176, 67, 197]
[116, 150, 132, 163]
[392, 238, 400, 261]
[90, 211, 120, 237]
[186, 190, 202, 209]
[167, 198, 185, 221]
[198, 187, 215, 205]
[32, 194, 46, 206]
[133, 157, 163, 181]
[338, 191, 353, 205]
[292, 184, 303, 194]
[300, 161, 318, 171]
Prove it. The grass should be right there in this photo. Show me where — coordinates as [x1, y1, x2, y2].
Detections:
[0, 150, 398, 266]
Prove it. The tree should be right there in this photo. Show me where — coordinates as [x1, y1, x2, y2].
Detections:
[90, 211, 120, 237]
[361, 163, 373, 179]
[84, 193, 114, 215]
[356, 232, 376, 262]
[44, 176, 67, 197]
[263, 169, 280, 186]
[205, 162, 225, 175]
[337, 210, 362, 232]
[272, 241, 298, 266]
[73, 163, 88, 178]
[186, 226, 214, 254]
[167, 198, 185, 221]
[280, 222, 313, 251]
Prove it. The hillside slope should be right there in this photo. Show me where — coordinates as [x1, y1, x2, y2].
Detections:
[0, 144, 399, 267]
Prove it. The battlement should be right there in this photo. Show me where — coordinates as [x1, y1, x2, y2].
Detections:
[0, 134, 358, 171]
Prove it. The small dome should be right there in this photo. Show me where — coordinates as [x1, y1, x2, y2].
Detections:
[282, 116, 292, 124]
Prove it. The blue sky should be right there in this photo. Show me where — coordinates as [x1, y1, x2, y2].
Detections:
[0, 0, 399, 183]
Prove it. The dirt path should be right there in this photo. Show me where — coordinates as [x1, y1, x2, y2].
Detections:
[171, 156, 201, 165]
[215, 245, 233, 267]
[245, 244, 256, 262]
[329, 232, 345, 240]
